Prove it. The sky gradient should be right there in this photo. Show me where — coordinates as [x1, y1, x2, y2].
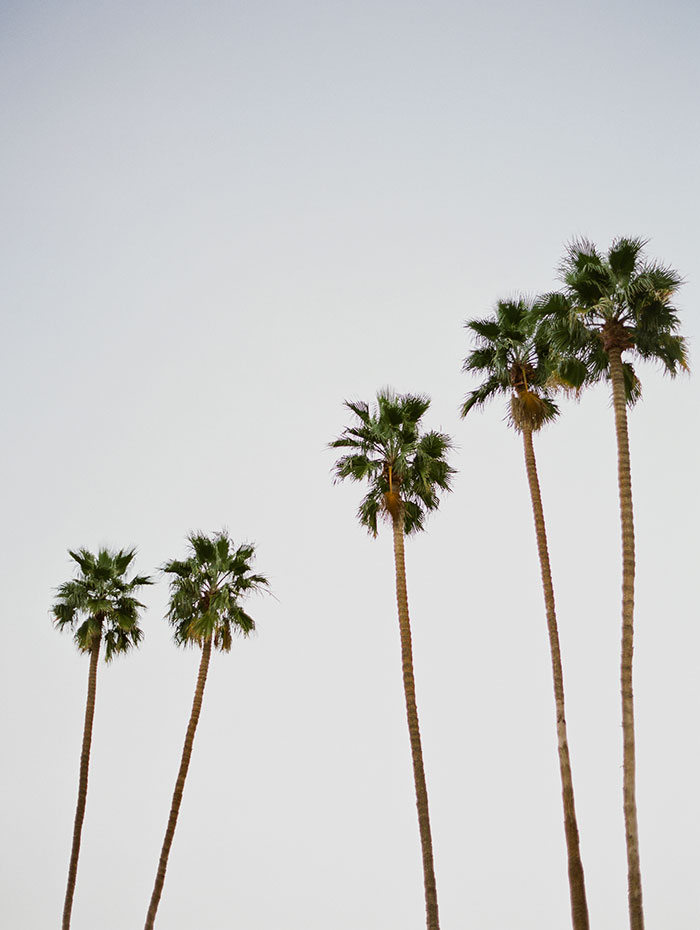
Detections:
[2, 1, 699, 927]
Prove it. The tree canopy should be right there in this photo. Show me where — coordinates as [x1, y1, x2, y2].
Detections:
[330, 389, 454, 536]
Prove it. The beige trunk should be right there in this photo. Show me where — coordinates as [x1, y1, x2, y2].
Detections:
[144, 638, 213, 930]
[62, 634, 101, 930]
[609, 349, 644, 930]
[391, 513, 440, 930]
[522, 426, 589, 930]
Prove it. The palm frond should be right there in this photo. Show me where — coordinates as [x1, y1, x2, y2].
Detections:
[402, 500, 425, 535]
[462, 346, 499, 374]
[357, 490, 381, 537]
[608, 236, 647, 279]
[461, 375, 507, 417]
[343, 399, 370, 423]
[466, 318, 502, 341]
[622, 362, 643, 406]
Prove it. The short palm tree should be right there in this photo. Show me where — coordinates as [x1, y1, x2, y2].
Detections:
[53, 547, 151, 930]
[330, 390, 454, 930]
[538, 237, 687, 930]
[144, 530, 269, 930]
[461, 298, 589, 930]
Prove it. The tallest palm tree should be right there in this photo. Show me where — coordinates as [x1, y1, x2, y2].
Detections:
[539, 237, 687, 930]
[330, 389, 454, 930]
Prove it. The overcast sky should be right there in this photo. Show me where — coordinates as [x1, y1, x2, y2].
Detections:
[2, 1, 699, 928]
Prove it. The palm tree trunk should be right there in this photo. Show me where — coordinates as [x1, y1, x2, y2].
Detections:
[391, 512, 440, 930]
[522, 425, 590, 930]
[62, 633, 101, 930]
[144, 638, 213, 930]
[608, 348, 644, 930]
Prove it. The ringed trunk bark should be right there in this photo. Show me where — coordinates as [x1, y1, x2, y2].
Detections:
[144, 638, 213, 930]
[522, 426, 589, 930]
[391, 512, 440, 930]
[608, 348, 644, 930]
[62, 633, 101, 930]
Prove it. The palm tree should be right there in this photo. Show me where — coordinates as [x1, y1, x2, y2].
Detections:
[330, 390, 454, 930]
[53, 547, 151, 930]
[538, 237, 687, 930]
[144, 530, 269, 930]
[461, 298, 589, 930]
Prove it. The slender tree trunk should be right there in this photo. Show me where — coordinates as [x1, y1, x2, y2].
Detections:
[522, 426, 590, 930]
[609, 349, 644, 930]
[62, 634, 101, 930]
[144, 639, 213, 930]
[391, 512, 440, 930]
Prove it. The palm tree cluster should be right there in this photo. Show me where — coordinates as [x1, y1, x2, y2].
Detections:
[459, 236, 686, 930]
[53, 236, 686, 930]
[53, 531, 269, 930]
[329, 237, 685, 930]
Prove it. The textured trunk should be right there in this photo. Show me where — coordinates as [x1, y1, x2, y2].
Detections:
[62, 633, 101, 930]
[522, 426, 589, 930]
[609, 349, 644, 930]
[391, 513, 440, 930]
[144, 638, 213, 930]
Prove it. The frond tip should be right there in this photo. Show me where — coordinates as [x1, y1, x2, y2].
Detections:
[329, 389, 455, 536]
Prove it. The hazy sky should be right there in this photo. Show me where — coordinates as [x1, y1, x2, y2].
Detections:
[2, 1, 699, 928]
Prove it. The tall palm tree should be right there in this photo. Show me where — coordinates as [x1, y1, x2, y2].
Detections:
[538, 237, 687, 930]
[53, 547, 151, 930]
[461, 298, 589, 930]
[330, 390, 454, 930]
[144, 530, 269, 930]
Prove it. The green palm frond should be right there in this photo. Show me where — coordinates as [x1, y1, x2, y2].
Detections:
[163, 530, 269, 652]
[330, 389, 454, 536]
[357, 491, 382, 537]
[607, 236, 647, 279]
[462, 346, 499, 374]
[467, 318, 503, 341]
[403, 500, 426, 535]
[554, 356, 590, 391]
[344, 399, 371, 423]
[53, 547, 151, 659]
[460, 375, 506, 417]
[622, 362, 643, 405]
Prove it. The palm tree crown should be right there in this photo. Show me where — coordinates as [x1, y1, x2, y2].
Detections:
[461, 297, 559, 431]
[537, 236, 688, 400]
[329, 389, 454, 535]
[162, 531, 269, 650]
[54, 547, 151, 659]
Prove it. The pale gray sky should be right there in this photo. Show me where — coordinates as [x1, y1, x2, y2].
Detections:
[2, 1, 699, 928]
